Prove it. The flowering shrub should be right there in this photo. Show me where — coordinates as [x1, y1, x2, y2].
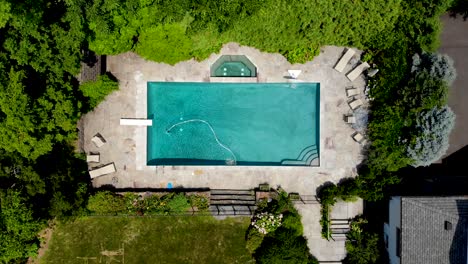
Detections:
[251, 212, 283, 235]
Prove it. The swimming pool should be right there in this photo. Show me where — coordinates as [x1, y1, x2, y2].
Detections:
[147, 82, 320, 166]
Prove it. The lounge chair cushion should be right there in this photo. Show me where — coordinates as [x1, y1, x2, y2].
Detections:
[86, 154, 100, 163]
[91, 134, 106, 148]
[346, 88, 359, 97]
[352, 132, 364, 143]
[348, 99, 363, 110]
[347, 62, 371, 81]
[335, 49, 356, 73]
[89, 163, 116, 179]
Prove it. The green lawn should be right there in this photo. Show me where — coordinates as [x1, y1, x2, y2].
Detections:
[41, 216, 254, 264]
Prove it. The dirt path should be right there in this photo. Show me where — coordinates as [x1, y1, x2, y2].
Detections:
[28, 221, 56, 264]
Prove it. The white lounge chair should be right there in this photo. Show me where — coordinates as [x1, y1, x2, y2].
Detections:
[86, 154, 100, 163]
[352, 132, 364, 143]
[346, 62, 371, 81]
[345, 115, 356, 124]
[120, 118, 153, 126]
[348, 99, 363, 110]
[89, 163, 116, 179]
[91, 134, 106, 148]
[334, 49, 356, 73]
[346, 88, 359, 97]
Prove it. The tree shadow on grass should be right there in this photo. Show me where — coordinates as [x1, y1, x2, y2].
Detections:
[33, 143, 90, 219]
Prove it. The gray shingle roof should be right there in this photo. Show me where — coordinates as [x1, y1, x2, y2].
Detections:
[401, 196, 468, 264]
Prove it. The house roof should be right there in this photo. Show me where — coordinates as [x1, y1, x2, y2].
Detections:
[401, 196, 468, 264]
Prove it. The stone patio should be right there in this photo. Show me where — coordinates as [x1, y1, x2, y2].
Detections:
[80, 43, 367, 261]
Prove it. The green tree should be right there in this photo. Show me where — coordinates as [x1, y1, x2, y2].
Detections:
[79, 73, 119, 110]
[407, 106, 455, 167]
[135, 23, 193, 65]
[0, 190, 42, 263]
[0, 0, 11, 28]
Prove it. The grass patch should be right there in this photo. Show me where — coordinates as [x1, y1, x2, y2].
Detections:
[41, 216, 253, 264]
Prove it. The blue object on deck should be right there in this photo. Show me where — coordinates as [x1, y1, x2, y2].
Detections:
[167, 182, 173, 189]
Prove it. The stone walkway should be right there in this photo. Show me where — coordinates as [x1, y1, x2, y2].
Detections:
[80, 43, 366, 261]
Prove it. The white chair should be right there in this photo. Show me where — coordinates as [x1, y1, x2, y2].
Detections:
[348, 99, 363, 110]
[86, 153, 100, 163]
[347, 62, 371, 81]
[91, 134, 106, 148]
[345, 115, 356, 124]
[89, 163, 116, 179]
[334, 49, 356, 73]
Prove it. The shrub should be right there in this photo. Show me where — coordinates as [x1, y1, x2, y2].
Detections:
[163, 193, 190, 214]
[406, 106, 456, 167]
[317, 183, 338, 206]
[411, 52, 457, 85]
[134, 23, 193, 65]
[143, 194, 164, 214]
[254, 227, 317, 264]
[398, 71, 448, 113]
[123, 193, 141, 214]
[267, 190, 297, 214]
[79, 73, 119, 110]
[251, 212, 283, 235]
[246, 228, 264, 254]
[188, 194, 209, 211]
[320, 204, 331, 239]
[281, 212, 303, 236]
[344, 217, 381, 264]
[86, 191, 126, 215]
[284, 46, 320, 64]
[337, 178, 361, 202]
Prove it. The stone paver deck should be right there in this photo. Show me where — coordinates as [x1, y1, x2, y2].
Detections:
[80, 43, 365, 261]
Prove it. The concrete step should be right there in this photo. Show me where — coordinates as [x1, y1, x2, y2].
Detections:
[210, 194, 256, 201]
[210, 189, 254, 195]
[210, 199, 256, 205]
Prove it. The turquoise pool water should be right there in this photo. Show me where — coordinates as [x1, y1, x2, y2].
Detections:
[147, 82, 320, 166]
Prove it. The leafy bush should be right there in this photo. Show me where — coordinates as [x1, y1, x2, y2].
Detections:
[79, 73, 119, 110]
[142, 194, 165, 214]
[343, 217, 382, 264]
[254, 227, 317, 264]
[398, 71, 448, 113]
[123, 193, 141, 214]
[281, 212, 303, 236]
[87, 191, 126, 215]
[406, 106, 456, 167]
[135, 23, 193, 65]
[163, 193, 191, 214]
[317, 182, 338, 206]
[284, 46, 320, 64]
[251, 212, 283, 235]
[188, 194, 209, 211]
[246, 228, 264, 254]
